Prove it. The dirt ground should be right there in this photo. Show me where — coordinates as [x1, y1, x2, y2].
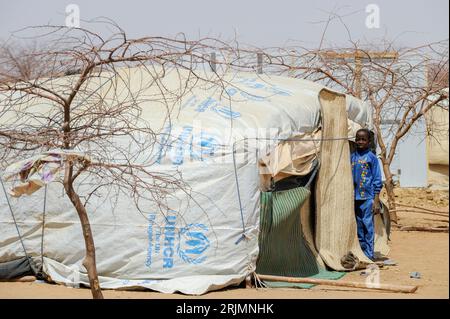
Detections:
[385, 187, 449, 229]
[0, 188, 448, 299]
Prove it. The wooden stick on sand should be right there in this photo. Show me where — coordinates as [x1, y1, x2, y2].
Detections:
[257, 274, 418, 293]
[0, 276, 36, 283]
[399, 226, 449, 233]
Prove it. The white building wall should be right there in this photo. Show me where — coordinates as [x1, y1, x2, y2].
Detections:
[379, 118, 428, 187]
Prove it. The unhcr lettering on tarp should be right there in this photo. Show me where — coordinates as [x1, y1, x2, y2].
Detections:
[152, 121, 280, 167]
[145, 212, 210, 270]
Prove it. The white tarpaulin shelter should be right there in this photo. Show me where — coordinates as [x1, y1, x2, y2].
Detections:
[0, 67, 372, 294]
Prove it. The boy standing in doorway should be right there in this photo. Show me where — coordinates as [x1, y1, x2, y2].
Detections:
[351, 128, 383, 261]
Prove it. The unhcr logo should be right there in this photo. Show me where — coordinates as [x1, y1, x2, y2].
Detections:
[177, 223, 210, 265]
[147, 214, 210, 269]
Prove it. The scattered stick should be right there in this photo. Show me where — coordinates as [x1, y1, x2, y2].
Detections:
[391, 209, 448, 218]
[0, 276, 36, 282]
[256, 274, 418, 293]
[399, 226, 449, 233]
[423, 218, 449, 224]
[395, 203, 449, 215]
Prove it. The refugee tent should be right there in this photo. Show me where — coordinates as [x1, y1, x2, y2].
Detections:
[0, 66, 389, 294]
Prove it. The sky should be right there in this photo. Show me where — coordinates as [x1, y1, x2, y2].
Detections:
[0, 0, 448, 48]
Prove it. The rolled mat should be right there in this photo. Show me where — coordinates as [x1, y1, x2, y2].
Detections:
[315, 89, 372, 271]
[257, 187, 344, 288]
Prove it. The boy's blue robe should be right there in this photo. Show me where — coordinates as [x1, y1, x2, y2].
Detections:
[351, 149, 382, 260]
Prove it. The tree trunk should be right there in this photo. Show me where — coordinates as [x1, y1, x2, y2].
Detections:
[64, 167, 104, 299]
[381, 162, 398, 224]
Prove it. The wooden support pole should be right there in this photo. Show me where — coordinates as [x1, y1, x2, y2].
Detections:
[318, 50, 398, 99]
[257, 53, 263, 74]
[257, 274, 418, 293]
[354, 55, 362, 98]
[210, 52, 217, 72]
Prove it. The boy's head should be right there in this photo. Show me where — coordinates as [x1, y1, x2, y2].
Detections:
[355, 128, 371, 151]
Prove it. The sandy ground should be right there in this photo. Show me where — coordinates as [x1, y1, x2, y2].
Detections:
[0, 188, 448, 299]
